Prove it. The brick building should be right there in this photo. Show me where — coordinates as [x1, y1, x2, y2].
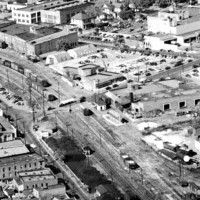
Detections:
[0, 24, 78, 56]
[13, 168, 58, 191]
[131, 89, 200, 113]
[0, 153, 45, 180]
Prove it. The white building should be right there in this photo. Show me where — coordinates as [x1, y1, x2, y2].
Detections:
[67, 44, 97, 58]
[144, 6, 200, 51]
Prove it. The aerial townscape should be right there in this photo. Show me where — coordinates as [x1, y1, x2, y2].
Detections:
[1, 0, 200, 199]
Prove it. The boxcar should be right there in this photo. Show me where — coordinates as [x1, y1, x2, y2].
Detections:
[4, 60, 11, 68]
[24, 69, 32, 77]
[31, 73, 37, 83]
[18, 65, 24, 75]
[11, 62, 19, 71]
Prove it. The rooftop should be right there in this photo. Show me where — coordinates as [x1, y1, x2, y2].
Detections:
[0, 139, 29, 158]
[16, 26, 60, 41]
[0, 116, 15, 133]
[72, 12, 91, 20]
[18, 0, 90, 12]
[28, 29, 76, 45]
[0, 153, 44, 166]
[16, 168, 56, 184]
[85, 71, 123, 83]
[0, 24, 31, 36]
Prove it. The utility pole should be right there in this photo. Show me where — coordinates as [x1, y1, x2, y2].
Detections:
[6, 69, 10, 90]
[140, 168, 144, 185]
[54, 111, 58, 129]
[31, 103, 35, 122]
[23, 122, 26, 144]
[15, 114, 18, 130]
[42, 89, 46, 117]
[29, 85, 32, 106]
[57, 81, 60, 106]
[22, 75, 24, 93]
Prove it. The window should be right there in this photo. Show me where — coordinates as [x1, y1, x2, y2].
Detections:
[195, 99, 200, 106]
[41, 183, 43, 187]
[2, 168, 5, 172]
[14, 166, 16, 170]
[14, 13, 16, 16]
[179, 101, 186, 108]
[8, 167, 11, 171]
[2, 174, 5, 178]
[22, 14, 24, 17]
[18, 14, 20, 16]
[34, 163, 37, 167]
[18, 19, 21, 22]
[29, 163, 31, 168]
[31, 13, 36, 18]
[22, 19, 25, 22]
[26, 15, 29, 17]
[27, 20, 29, 23]
[24, 164, 27, 168]
[163, 104, 170, 111]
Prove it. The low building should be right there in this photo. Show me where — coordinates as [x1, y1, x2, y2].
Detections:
[0, 24, 78, 56]
[78, 64, 99, 77]
[131, 85, 200, 113]
[81, 71, 126, 91]
[67, 44, 97, 59]
[33, 184, 66, 199]
[0, 116, 16, 142]
[0, 153, 45, 180]
[0, 139, 30, 158]
[71, 12, 93, 29]
[13, 168, 58, 191]
[45, 51, 71, 65]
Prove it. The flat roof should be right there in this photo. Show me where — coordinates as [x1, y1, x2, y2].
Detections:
[0, 139, 29, 158]
[0, 116, 15, 133]
[16, 26, 60, 41]
[18, 0, 81, 12]
[28, 30, 76, 45]
[0, 24, 31, 36]
[16, 168, 56, 183]
[0, 153, 44, 166]
[85, 71, 123, 83]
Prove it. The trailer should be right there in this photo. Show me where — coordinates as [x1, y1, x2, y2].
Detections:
[59, 98, 76, 107]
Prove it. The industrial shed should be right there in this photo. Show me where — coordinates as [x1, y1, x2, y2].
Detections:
[46, 51, 71, 65]
[67, 44, 97, 58]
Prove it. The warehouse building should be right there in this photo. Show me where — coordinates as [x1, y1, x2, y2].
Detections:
[81, 71, 126, 91]
[144, 6, 200, 51]
[13, 168, 58, 191]
[0, 153, 45, 180]
[131, 88, 200, 114]
[0, 116, 16, 142]
[0, 24, 78, 56]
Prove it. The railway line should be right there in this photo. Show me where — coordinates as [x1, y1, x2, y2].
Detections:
[0, 48, 189, 200]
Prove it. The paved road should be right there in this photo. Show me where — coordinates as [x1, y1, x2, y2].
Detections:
[145, 59, 200, 81]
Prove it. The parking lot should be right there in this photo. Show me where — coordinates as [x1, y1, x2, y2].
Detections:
[65, 48, 196, 81]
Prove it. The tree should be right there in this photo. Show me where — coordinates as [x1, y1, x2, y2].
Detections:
[56, 39, 71, 51]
